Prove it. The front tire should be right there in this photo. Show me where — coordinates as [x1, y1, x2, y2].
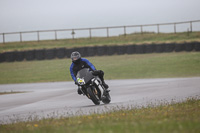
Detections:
[87, 87, 100, 105]
[102, 92, 111, 104]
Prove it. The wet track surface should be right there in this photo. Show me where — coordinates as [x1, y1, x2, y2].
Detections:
[0, 77, 200, 124]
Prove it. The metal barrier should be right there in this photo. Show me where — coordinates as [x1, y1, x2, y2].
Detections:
[0, 20, 200, 43]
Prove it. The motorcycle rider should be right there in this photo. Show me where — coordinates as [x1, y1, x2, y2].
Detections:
[70, 51, 109, 95]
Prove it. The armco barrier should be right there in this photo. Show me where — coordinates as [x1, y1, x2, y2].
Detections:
[0, 42, 199, 63]
[1, 20, 200, 44]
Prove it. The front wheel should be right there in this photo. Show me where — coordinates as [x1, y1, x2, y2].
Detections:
[87, 87, 100, 105]
[102, 92, 111, 104]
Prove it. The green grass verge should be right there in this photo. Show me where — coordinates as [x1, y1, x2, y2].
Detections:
[0, 91, 27, 95]
[1, 97, 199, 133]
[0, 52, 200, 84]
[0, 32, 200, 53]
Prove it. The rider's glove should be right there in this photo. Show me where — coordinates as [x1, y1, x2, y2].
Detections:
[75, 79, 79, 85]
[92, 70, 99, 76]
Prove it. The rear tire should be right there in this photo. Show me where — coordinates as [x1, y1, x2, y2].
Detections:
[87, 87, 100, 105]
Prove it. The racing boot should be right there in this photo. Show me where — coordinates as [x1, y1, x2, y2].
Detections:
[102, 80, 110, 92]
[95, 70, 110, 92]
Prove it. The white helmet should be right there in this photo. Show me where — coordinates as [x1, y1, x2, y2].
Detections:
[71, 51, 81, 63]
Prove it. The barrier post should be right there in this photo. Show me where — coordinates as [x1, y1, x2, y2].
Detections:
[174, 23, 176, 34]
[124, 26, 126, 36]
[71, 29, 75, 39]
[3, 33, 5, 44]
[55, 31, 57, 40]
[187, 28, 190, 36]
[37, 31, 40, 42]
[20, 32, 22, 42]
[157, 24, 160, 34]
[190, 21, 193, 32]
[107, 28, 109, 37]
[89, 28, 92, 39]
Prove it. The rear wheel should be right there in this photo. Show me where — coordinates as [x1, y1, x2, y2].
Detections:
[87, 87, 100, 105]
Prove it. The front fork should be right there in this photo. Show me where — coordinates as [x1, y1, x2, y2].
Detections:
[78, 86, 85, 96]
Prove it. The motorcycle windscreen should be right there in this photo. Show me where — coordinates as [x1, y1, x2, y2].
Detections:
[76, 68, 94, 84]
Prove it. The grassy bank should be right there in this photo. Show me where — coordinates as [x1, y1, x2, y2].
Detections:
[0, 52, 200, 84]
[0, 32, 200, 53]
[1, 97, 199, 133]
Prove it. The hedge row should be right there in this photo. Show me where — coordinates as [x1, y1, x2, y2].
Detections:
[0, 42, 200, 63]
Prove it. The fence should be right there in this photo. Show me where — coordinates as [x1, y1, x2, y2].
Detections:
[0, 20, 200, 43]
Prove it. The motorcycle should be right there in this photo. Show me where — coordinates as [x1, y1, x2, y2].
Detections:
[76, 68, 111, 105]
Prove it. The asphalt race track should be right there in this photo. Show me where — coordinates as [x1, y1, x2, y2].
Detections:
[0, 77, 200, 124]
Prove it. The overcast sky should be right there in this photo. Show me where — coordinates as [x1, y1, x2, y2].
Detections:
[0, 0, 200, 33]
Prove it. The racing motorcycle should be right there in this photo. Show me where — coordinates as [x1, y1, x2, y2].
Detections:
[76, 68, 111, 105]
